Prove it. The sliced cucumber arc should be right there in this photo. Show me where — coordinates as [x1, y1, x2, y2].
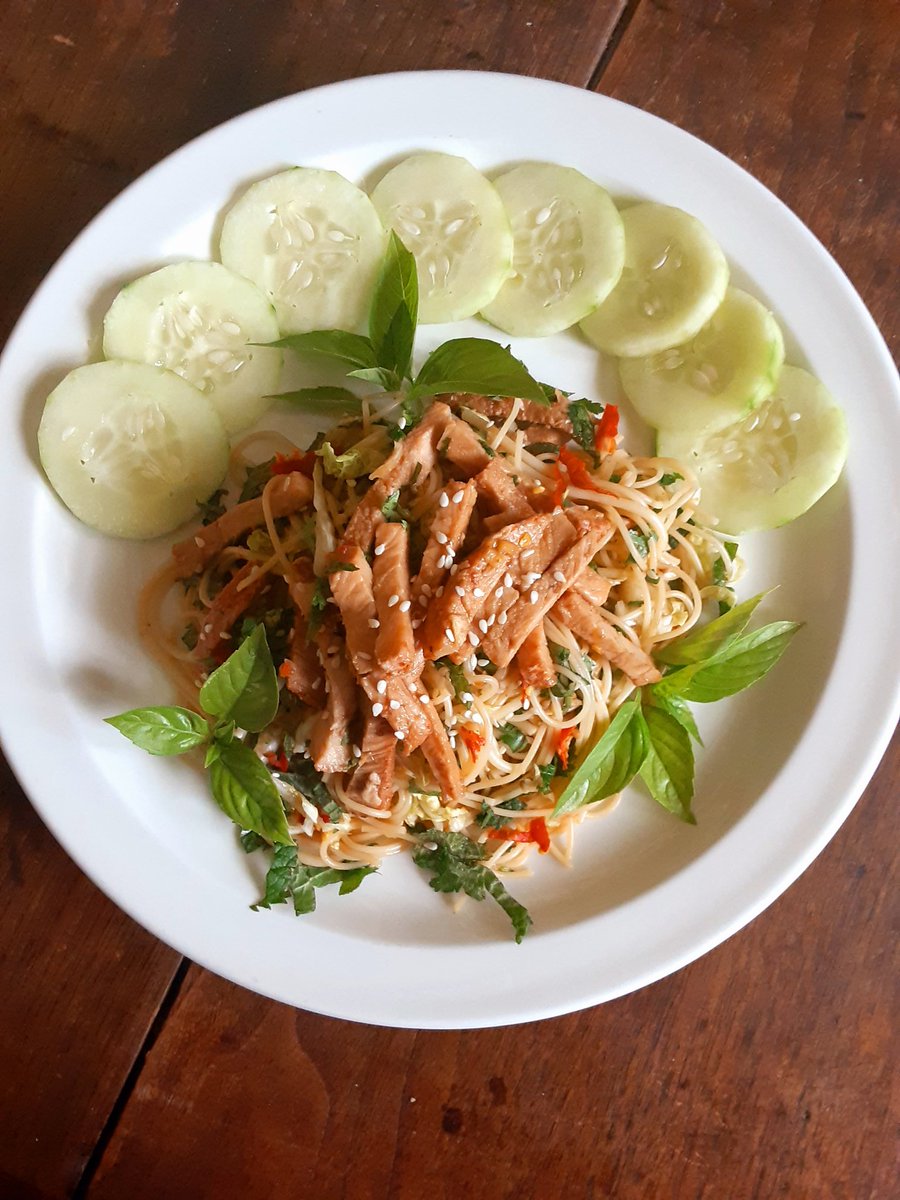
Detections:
[102, 260, 282, 435]
[481, 162, 625, 337]
[38, 360, 229, 539]
[658, 366, 848, 533]
[620, 288, 785, 435]
[579, 203, 729, 357]
[219, 168, 387, 335]
[370, 152, 512, 324]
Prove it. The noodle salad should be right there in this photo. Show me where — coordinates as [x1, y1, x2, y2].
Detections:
[106, 235, 800, 942]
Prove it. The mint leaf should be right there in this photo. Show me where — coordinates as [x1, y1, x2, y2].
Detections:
[252, 843, 376, 915]
[637, 706, 695, 823]
[412, 831, 532, 943]
[270, 386, 363, 416]
[656, 591, 769, 666]
[369, 230, 418, 382]
[268, 329, 377, 371]
[208, 742, 292, 844]
[307, 577, 330, 641]
[537, 761, 557, 792]
[105, 706, 210, 756]
[657, 622, 801, 704]
[199, 624, 278, 732]
[568, 398, 603, 452]
[552, 694, 647, 817]
[649, 692, 703, 745]
[410, 337, 548, 405]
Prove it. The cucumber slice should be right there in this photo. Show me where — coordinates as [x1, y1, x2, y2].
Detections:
[481, 163, 624, 337]
[38, 360, 229, 540]
[658, 367, 848, 533]
[579, 203, 729, 356]
[102, 260, 282, 435]
[219, 168, 386, 335]
[619, 288, 785, 435]
[370, 152, 512, 324]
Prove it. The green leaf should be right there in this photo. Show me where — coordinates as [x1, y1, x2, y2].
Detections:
[197, 488, 227, 525]
[656, 622, 801, 704]
[475, 798, 526, 830]
[659, 472, 683, 486]
[267, 329, 377, 371]
[552, 694, 647, 817]
[537, 761, 558, 792]
[307, 577, 330, 641]
[649, 692, 703, 745]
[252, 843, 375, 914]
[369, 230, 418, 382]
[410, 337, 548, 405]
[278, 757, 344, 825]
[240, 829, 267, 853]
[270, 386, 363, 416]
[497, 722, 529, 753]
[437, 657, 468, 701]
[656, 591, 769, 666]
[412, 831, 532, 943]
[238, 458, 274, 503]
[637, 706, 695, 822]
[629, 530, 650, 559]
[346, 365, 402, 391]
[380, 489, 410, 524]
[525, 441, 561, 456]
[198, 624, 279, 732]
[208, 742, 292, 844]
[104, 706, 210, 756]
[568, 398, 603, 452]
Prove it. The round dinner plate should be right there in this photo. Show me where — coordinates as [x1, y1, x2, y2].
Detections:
[1, 72, 898, 1029]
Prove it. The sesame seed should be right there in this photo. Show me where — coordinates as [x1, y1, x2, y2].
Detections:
[368, 618, 380, 629]
[499, 612, 508, 625]
[504, 573, 514, 587]
[487, 614, 495, 627]
[435, 531, 448, 545]
[203, 623, 213, 634]
[412, 619, 422, 629]
[461, 692, 474, 703]
[357, 651, 372, 661]
[450, 565, 459, 576]
[419, 693, 430, 704]
[421, 584, 433, 597]
[468, 631, 479, 646]
[522, 699, 530, 711]
[525, 572, 540, 585]
[445, 546, 455, 559]
[530, 590, 539, 604]
[436, 587, 444, 597]
[377, 679, 387, 695]
[453, 490, 464, 504]
[394, 730, 404, 740]
[194, 536, 205, 548]
[372, 702, 383, 716]
[374, 543, 386, 556]
[495, 586, 504, 599]
[439, 492, 449, 508]
[455, 585, 465, 597]
[478, 619, 488, 634]
[553, 570, 566, 583]
[473, 587, 484, 598]
[219, 632, 231, 640]
[399, 599, 411, 612]
[352, 745, 361, 757]
[445, 627, 454, 642]
[436, 555, 447, 569]
[390, 699, 401, 710]
[522, 549, 534, 559]
[470, 711, 483, 725]
[388, 594, 400, 608]
[418, 595, 428, 607]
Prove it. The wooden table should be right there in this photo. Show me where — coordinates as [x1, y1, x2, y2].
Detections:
[1, 3, 896, 1197]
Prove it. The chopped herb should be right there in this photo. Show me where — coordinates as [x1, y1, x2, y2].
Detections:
[497, 722, 529, 753]
[629, 530, 650, 559]
[568, 397, 603, 453]
[437, 657, 468, 700]
[198, 488, 227, 524]
[279, 755, 344, 825]
[712, 556, 727, 586]
[252, 844, 374, 915]
[181, 624, 198, 651]
[246, 529, 274, 556]
[537, 762, 558, 792]
[239, 458, 275, 503]
[408, 780, 442, 797]
[240, 829, 267, 853]
[718, 591, 735, 616]
[551, 645, 570, 667]
[668, 534, 680, 550]
[609, 473, 621, 484]
[476, 797, 526, 829]
[479, 659, 498, 677]
[410, 461, 422, 486]
[326, 561, 358, 574]
[526, 442, 561, 456]
[659, 472, 684, 487]
[180, 572, 200, 594]
[412, 831, 532, 943]
[307, 578, 330, 640]
[647, 574, 660, 585]
[724, 539, 739, 559]
[380, 489, 410, 523]
[479, 439, 496, 458]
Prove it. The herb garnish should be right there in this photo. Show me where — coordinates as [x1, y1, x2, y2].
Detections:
[497, 722, 529, 753]
[476, 797, 526, 829]
[659, 472, 684, 487]
[197, 488, 227, 524]
[568, 398, 603, 453]
[239, 458, 275, 503]
[252, 844, 375, 915]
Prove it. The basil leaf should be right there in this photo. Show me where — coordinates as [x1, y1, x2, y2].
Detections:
[410, 337, 548, 404]
[240, 830, 267, 853]
[104, 706, 210, 756]
[271, 386, 363, 416]
[526, 441, 561, 456]
[198, 624, 279, 732]
[208, 743, 292, 844]
[552, 695, 647, 817]
[252, 843, 376, 915]
[239, 458, 274, 502]
[369, 230, 418, 382]
[267, 330, 377, 371]
[412, 831, 532, 943]
[650, 692, 703, 745]
[537, 761, 558, 792]
[497, 723, 529, 753]
[657, 621, 801, 703]
[278, 757, 344, 825]
[347, 365, 403, 391]
[476, 798, 526, 829]
[637, 706, 695, 823]
[568, 398, 603, 452]
[656, 591, 769, 666]
[197, 488, 227, 525]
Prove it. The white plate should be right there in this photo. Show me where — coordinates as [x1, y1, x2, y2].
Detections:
[1, 72, 898, 1029]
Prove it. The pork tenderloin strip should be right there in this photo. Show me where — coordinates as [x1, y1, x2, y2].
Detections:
[343, 402, 453, 551]
[440, 415, 492, 475]
[346, 707, 396, 810]
[172, 472, 312, 577]
[411, 479, 477, 611]
[420, 703, 463, 804]
[327, 546, 378, 676]
[309, 619, 358, 773]
[280, 610, 325, 706]
[481, 516, 614, 667]
[361, 673, 431, 752]
[373, 522, 418, 675]
[516, 624, 557, 690]
[194, 563, 271, 658]
[550, 593, 661, 686]
[448, 392, 572, 433]
[474, 458, 534, 526]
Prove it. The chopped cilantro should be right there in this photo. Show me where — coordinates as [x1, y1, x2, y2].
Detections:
[279, 756, 344, 824]
[307, 578, 330, 640]
[437, 657, 468, 700]
[326, 561, 358, 574]
[497, 722, 529, 753]
[568, 397, 603, 453]
[252, 844, 374, 915]
[659, 472, 684, 487]
[239, 458, 274, 503]
[380, 489, 410, 524]
[526, 442, 561, 456]
[476, 797, 526, 829]
[551, 644, 570, 667]
[629, 530, 650, 559]
[537, 762, 557, 792]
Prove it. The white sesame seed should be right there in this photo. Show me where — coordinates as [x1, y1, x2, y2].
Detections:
[522, 699, 530, 711]
[436, 555, 447, 569]
[468, 631, 479, 646]
[352, 745, 361, 757]
[478, 619, 488, 634]
[445, 546, 455, 559]
[522, 549, 534, 560]
[412, 619, 422, 629]
[495, 586, 504, 599]
[390, 699, 401, 710]
[525, 572, 540, 585]
[445, 627, 454, 642]
[436, 587, 444, 597]
[399, 599, 411, 613]
[435, 531, 448, 545]
[394, 730, 404, 740]
[194, 536, 205, 548]
[449, 735, 457, 748]
[419, 693, 429, 704]
[451, 585, 462, 598]
[398, 417, 407, 430]
[372, 702, 383, 716]
[439, 492, 449, 508]
[421, 584, 433, 597]
[461, 692, 474, 703]
[470, 711, 483, 725]
[553, 570, 566, 583]
[450, 565, 459, 576]
[487, 614, 495, 627]
[203, 623, 212, 634]
[388, 594, 400, 608]
[357, 651, 372, 661]
[368, 618, 380, 629]
[377, 679, 387, 695]
[473, 587, 484, 598]
[374, 543, 386, 556]
[453, 490, 464, 504]
[499, 612, 508, 625]
[504, 573, 514, 587]
[530, 590, 539, 604]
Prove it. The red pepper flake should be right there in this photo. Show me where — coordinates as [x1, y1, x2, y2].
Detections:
[458, 727, 485, 758]
[265, 750, 289, 772]
[555, 726, 577, 771]
[485, 826, 532, 843]
[528, 816, 551, 854]
[278, 660, 294, 680]
[594, 404, 619, 454]
[271, 450, 316, 477]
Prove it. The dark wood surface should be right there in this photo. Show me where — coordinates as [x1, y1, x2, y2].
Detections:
[1, 2, 896, 1197]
